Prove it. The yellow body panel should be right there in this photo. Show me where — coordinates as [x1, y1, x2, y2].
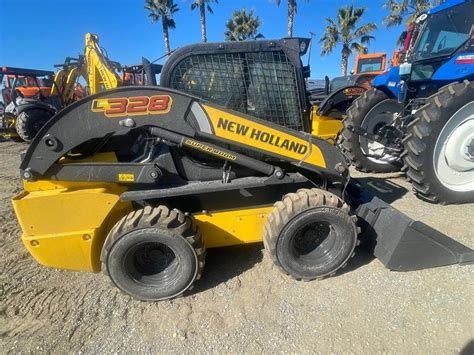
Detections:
[203, 104, 327, 169]
[12, 181, 132, 272]
[12, 179, 273, 272]
[194, 206, 272, 248]
[310, 106, 343, 144]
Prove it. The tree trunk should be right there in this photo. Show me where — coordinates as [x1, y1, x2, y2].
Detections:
[341, 46, 349, 76]
[287, 0, 295, 37]
[162, 20, 171, 56]
[200, 2, 207, 42]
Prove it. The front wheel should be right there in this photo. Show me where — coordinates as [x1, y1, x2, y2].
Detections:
[403, 80, 474, 204]
[339, 88, 403, 172]
[263, 188, 358, 280]
[101, 206, 205, 301]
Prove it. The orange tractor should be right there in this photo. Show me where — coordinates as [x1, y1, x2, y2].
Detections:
[1, 67, 54, 106]
[1, 67, 56, 139]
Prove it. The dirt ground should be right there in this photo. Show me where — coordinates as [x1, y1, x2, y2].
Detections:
[1, 139, 473, 354]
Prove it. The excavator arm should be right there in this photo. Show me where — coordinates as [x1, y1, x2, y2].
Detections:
[84, 33, 123, 94]
[51, 57, 86, 106]
[50, 33, 125, 106]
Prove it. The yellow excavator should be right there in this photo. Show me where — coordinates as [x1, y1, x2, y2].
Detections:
[2, 33, 157, 142]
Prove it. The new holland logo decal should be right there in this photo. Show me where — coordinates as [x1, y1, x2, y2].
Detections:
[217, 118, 308, 155]
[91, 95, 172, 118]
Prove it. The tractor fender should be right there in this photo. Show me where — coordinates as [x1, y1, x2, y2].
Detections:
[372, 66, 400, 99]
[317, 85, 367, 116]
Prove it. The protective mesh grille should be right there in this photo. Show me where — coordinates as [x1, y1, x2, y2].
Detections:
[169, 51, 303, 130]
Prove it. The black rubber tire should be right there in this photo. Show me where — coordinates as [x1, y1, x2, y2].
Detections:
[339, 88, 402, 172]
[402, 80, 474, 204]
[263, 188, 358, 280]
[101, 206, 205, 301]
[15, 108, 53, 142]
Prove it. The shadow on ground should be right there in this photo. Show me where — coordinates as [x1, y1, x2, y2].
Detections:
[191, 243, 375, 293]
[338, 247, 375, 276]
[191, 243, 263, 294]
[355, 174, 409, 204]
[460, 340, 474, 355]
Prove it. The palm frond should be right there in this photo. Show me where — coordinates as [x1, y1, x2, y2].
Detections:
[225, 8, 262, 41]
[383, 13, 403, 26]
[360, 35, 375, 44]
[383, 0, 437, 28]
[354, 23, 377, 38]
[350, 42, 368, 54]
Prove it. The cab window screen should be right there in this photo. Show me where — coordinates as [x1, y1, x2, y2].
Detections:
[169, 51, 304, 130]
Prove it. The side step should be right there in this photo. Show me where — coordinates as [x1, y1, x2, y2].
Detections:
[346, 180, 474, 271]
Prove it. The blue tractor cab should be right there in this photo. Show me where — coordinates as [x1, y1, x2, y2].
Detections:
[373, 0, 474, 99]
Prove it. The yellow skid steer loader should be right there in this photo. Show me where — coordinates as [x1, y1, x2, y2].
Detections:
[12, 38, 473, 301]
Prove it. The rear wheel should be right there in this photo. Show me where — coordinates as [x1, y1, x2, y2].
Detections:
[403, 80, 474, 204]
[101, 206, 205, 301]
[339, 88, 402, 172]
[263, 188, 358, 280]
[15, 108, 53, 142]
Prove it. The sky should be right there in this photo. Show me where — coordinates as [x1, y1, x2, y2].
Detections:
[0, 0, 407, 79]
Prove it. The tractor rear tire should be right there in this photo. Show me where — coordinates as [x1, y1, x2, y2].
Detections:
[402, 80, 474, 204]
[263, 188, 358, 280]
[15, 108, 53, 142]
[101, 206, 205, 301]
[339, 88, 402, 172]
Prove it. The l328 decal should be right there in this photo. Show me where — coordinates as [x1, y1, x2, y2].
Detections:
[91, 95, 172, 118]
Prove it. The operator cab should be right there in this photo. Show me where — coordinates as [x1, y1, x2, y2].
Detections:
[408, 0, 474, 84]
[160, 38, 311, 132]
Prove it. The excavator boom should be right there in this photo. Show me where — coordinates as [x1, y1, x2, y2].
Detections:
[84, 33, 123, 94]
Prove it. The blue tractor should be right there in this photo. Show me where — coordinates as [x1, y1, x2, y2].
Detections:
[339, 0, 474, 204]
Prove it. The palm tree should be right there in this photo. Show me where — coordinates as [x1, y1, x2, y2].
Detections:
[320, 5, 377, 76]
[190, 0, 218, 43]
[145, 0, 179, 55]
[274, 0, 301, 38]
[384, 0, 444, 27]
[224, 9, 262, 41]
[384, 0, 444, 45]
